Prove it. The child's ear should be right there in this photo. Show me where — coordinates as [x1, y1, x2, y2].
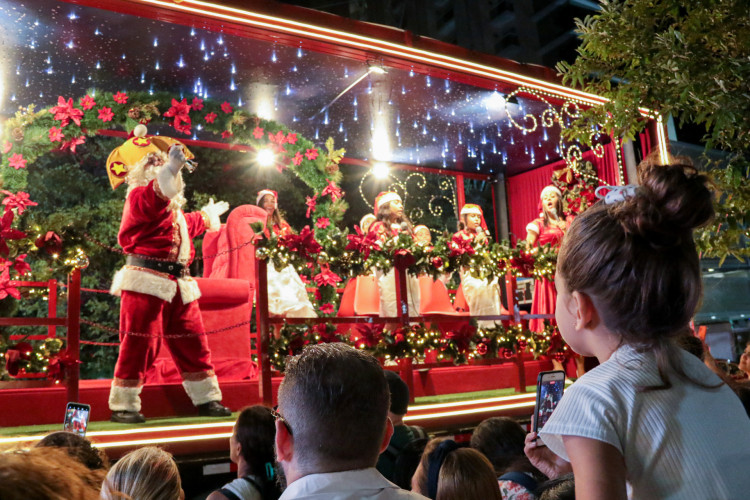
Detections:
[572, 290, 598, 329]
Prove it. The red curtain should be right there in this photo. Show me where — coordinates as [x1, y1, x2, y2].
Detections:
[505, 140, 624, 243]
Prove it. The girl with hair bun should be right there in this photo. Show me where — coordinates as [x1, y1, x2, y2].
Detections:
[525, 162, 750, 499]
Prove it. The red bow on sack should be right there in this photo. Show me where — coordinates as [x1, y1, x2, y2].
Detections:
[46, 350, 80, 383]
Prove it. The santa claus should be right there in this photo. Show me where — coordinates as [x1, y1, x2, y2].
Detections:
[105, 124, 230, 423]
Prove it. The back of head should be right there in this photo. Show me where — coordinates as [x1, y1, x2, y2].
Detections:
[278, 343, 390, 470]
[392, 437, 429, 490]
[234, 405, 279, 496]
[558, 162, 714, 346]
[384, 370, 410, 416]
[536, 473, 575, 500]
[101, 446, 182, 500]
[470, 417, 529, 476]
[0, 446, 102, 500]
[36, 431, 109, 471]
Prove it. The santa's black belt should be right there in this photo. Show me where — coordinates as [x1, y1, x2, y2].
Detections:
[126, 255, 189, 278]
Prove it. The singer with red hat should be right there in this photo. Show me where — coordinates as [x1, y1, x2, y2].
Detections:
[105, 124, 231, 423]
[452, 204, 504, 327]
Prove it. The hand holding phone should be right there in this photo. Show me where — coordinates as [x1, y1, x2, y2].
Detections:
[63, 402, 90, 437]
[533, 370, 565, 438]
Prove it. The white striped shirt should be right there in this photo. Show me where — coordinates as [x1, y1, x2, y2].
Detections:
[541, 344, 750, 499]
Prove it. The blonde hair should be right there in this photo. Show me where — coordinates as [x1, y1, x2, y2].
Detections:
[0, 446, 103, 500]
[101, 447, 182, 500]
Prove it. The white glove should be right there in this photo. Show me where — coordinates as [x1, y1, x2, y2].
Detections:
[168, 145, 187, 175]
[201, 198, 230, 232]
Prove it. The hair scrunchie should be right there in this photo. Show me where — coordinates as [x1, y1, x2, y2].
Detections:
[426, 439, 461, 499]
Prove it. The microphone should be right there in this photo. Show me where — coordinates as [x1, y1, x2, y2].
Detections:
[183, 158, 198, 173]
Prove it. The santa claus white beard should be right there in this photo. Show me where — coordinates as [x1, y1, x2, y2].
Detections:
[126, 160, 186, 211]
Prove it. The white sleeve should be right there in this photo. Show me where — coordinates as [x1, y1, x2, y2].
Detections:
[526, 221, 540, 235]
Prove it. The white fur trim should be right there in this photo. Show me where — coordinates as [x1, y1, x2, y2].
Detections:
[540, 185, 562, 199]
[178, 277, 202, 304]
[175, 211, 191, 264]
[108, 383, 143, 412]
[460, 205, 482, 216]
[376, 192, 401, 210]
[111, 267, 177, 302]
[182, 375, 223, 406]
[526, 221, 540, 235]
[256, 189, 276, 206]
[156, 164, 185, 200]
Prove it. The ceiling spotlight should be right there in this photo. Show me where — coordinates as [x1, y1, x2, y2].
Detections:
[372, 162, 390, 179]
[256, 148, 276, 167]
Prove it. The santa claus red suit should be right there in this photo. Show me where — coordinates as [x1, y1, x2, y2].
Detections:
[105, 125, 230, 423]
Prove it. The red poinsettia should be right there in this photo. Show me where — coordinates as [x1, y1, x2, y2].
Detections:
[449, 233, 475, 257]
[315, 217, 330, 229]
[278, 226, 322, 261]
[204, 112, 217, 124]
[35, 231, 62, 256]
[48, 126, 64, 143]
[510, 251, 535, 278]
[8, 153, 27, 170]
[292, 152, 304, 166]
[252, 126, 264, 139]
[79, 95, 96, 110]
[97, 106, 114, 122]
[12, 254, 30, 276]
[345, 226, 379, 260]
[319, 303, 335, 315]
[444, 322, 477, 354]
[2, 141, 11, 154]
[286, 132, 297, 144]
[313, 265, 342, 287]
[221, 130, 233, 139]
[163, 98, 192, 135]
[50, 96, 84, 127]
[311, 323, 339, 343]
[191, 97, 204, 110]
[321, 180, 343, 202]
[304, 148, 318, 161]
[220, 101, 233, 114]
[355, 323, 384, 349]
[1, 191, 38, 215]
[60, 135, 85, 153]
[268, 131, 287, 145]
[0, 209, 26, 256]
[0, 267, 21, 300]
[305, 195, 317, 218]
[113, 91, 128, 104]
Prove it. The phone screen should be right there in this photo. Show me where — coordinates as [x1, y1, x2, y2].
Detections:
[63, 402, 90, 437]
[534, 371, 565, 434]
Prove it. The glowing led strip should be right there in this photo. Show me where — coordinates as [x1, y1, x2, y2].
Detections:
[134, 0, 611, 107]
[409, 392, 533, 412]
[405, 401, 535, 421]
[93, 432, 232, 449]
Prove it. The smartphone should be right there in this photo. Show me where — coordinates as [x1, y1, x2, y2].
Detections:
[63, 402, 90, 437]
[533, 370, 565, 435]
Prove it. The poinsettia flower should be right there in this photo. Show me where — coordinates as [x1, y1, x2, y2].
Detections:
[61, 135, 86, 153]
[268, 131, 286, 145]
[12, 254, 30, 276]
[35, 231, 62, 256]
[509, 251, 536, 278]
[444, 322, 477, 353]
[299, 274, 310, 284]
[79, 95, 96, 110]
[319, 303, 335, 315]
[321, 180, 343, 202]
[345, 227, 379, 260]
[50, 96, 84, 127]
[220, 101, 233, 113]
[0, 267, 21, 300]
[191, 97, 204, 110]
[286, 132, 297, 144]
[1, 191, 37, 215]
[305, 148, 319, 160]
[163, 98, 192, 135]
[204, 112, 217, 123]
[98, 106, 114, 122]
[252, 127, 264, 139]
[305, 195, 317, 218]
[313, 266, 342, 287]
[2, 141, 11, 154]
[8, 154, 26, 170]
[292, 152, 304, 166]
[48, 126, 64, 143]
[221, 130, 233, 139]
[315, 217, 330, 229]
[355, 323, 384, 349]
[449, 232, 475, 257]
[278, 226, 322, 261]
[0, 209, 27, 257]
[113, 91, 128, 104]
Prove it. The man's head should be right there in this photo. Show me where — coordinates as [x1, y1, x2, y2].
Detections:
[275, 343, 391, 476]
[384, 370, 409, 421]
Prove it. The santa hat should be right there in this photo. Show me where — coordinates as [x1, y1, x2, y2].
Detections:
[374, 191, 401, 215]
[413, 224, 429, 234]
[460, 204, 488, 232]
[360, 213, 376, 228]
[105, 124, 194, 190]
[540, 185, 562, 199]
[256, 189, 278, 206]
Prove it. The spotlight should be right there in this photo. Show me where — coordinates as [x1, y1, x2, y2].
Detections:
[372, 162, 390, 179]
[256, 148, 276, 167]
